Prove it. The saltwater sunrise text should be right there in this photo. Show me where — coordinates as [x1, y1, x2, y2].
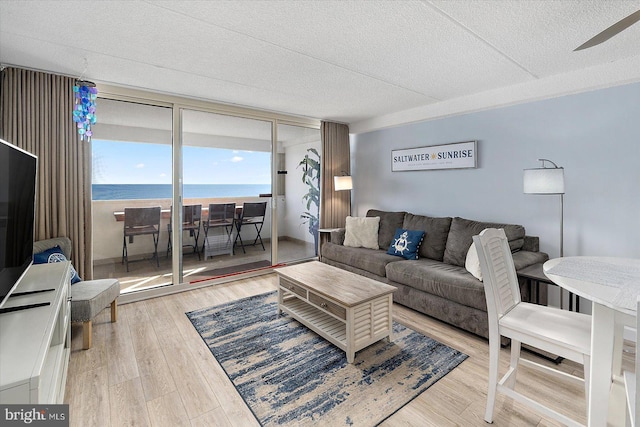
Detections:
[393, 149, 473, 163]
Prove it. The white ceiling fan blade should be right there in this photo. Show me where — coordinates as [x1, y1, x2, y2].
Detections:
[574, 9, 640, 51]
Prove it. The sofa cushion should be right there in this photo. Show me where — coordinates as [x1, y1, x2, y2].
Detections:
[402, 213, 452, 261]
[387, 228, 425, 260]
[386, 258, 487, 311]
[512, 250, 549, 271]
[443, 217, 526, 267]
[322, 242, 400, 277]
[367, 209, 406, 249]
[343, 216, 380, 249]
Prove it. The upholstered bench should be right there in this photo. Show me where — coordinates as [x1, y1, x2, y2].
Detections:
[71, 279, 120, 349]
[33, 237, 121, 349]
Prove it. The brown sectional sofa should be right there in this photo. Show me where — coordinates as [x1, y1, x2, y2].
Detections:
[321, 209, 549, 341]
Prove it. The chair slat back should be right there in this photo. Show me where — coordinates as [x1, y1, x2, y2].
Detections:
[208, 203, 236, 222]
[183, 204, 202, 224]
[124, 207, 161, 229]
[242, 202, 267, 219]
[473, 228, 521, 319]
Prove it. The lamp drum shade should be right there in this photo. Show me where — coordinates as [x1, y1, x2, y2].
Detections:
[334, 175, 353, 191]
[523, 168, 564, 194]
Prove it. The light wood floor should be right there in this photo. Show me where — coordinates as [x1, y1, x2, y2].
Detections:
[64, 273, 630, 426]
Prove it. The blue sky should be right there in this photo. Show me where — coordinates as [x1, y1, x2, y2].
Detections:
[92, 140, 271, 184]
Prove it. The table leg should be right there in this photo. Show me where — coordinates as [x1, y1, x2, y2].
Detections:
[612, 316, 624, 377]
[347, 351, 355, 364]
[346, 307, 354, 364]
[569, 292, 574, 311]
[527, 278, 535, 304]
[588, 302, 615, 426]
[318, 231, 332, 262]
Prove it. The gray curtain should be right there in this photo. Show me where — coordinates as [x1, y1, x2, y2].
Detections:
[320, 121, 351, 228]
[0, 67, 93, 279]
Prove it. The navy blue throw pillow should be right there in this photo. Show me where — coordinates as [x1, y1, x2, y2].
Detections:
[33, 245, 82, 284]
[387, 228, 425, 260]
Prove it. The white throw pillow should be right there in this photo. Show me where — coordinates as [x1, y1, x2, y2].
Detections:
[465, 242, 483, 281]
[343, 216, 380, 250]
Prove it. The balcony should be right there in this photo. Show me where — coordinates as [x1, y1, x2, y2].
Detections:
[92, 196, 317, 294]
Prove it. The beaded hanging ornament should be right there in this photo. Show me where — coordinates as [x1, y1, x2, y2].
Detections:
[73, 80, 98, 141]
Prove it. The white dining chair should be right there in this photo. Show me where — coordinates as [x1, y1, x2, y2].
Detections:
[473, 228, 592, 426]
[623, 297, 639, 426]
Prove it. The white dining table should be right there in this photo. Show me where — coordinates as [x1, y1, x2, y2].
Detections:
[544, 256, 640, 426]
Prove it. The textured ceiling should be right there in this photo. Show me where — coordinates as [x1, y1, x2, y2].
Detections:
[1, 0, 639, 133]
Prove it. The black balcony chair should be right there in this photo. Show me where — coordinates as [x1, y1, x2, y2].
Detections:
[166, 204, 202, 260]
[122, 206, 161, 272]
[234, 201, 267, 254]
[202, 203, 236, 256]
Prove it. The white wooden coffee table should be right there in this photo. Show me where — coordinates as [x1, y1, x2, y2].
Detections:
[275, 261, 397, 363]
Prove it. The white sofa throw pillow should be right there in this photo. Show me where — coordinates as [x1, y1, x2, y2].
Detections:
[465, 242, 483, 281]
[343, 216, 380, 250]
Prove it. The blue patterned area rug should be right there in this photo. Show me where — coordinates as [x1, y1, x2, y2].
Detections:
[187, 292, 468, 426]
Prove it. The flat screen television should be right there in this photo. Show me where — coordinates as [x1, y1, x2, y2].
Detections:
[0, 139, 37, 308]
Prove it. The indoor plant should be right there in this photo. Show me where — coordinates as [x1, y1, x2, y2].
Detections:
[298, 148, 320, 255]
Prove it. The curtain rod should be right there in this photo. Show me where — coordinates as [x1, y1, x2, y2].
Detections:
[0, 63, 83, 81]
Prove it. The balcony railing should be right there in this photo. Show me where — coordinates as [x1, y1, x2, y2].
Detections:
[91, 197, 315, 294]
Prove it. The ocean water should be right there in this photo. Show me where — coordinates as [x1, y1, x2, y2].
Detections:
[92, 184, 272, 200]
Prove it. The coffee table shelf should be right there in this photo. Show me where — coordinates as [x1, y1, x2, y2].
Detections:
[280, 296, 347, 346]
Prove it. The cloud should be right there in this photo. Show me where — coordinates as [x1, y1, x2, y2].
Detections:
[159, 173, 166, 177]
[135, 163, 144, 168]
[231, 156, 243, 163]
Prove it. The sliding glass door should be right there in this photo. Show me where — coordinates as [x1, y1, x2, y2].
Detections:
[91, 99, 173, 293]
[180, 109, 272, 283]
[92, 88, 321, 298]
[275, 124, 322, 264]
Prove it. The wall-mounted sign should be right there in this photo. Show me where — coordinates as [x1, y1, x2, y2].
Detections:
[391, 140, 477, 172]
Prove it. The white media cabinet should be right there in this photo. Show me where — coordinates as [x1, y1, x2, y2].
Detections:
[0, 261, 71, 403]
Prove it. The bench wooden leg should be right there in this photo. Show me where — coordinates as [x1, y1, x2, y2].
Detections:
[82, 321, 92, 350]
[111, 298, 118, 323]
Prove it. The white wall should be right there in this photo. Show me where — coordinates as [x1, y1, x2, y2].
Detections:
[281, 140, 321, 243]
[351, 82, 640, 260]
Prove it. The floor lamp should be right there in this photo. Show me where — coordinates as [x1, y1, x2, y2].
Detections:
[524, 159, 571, 309]
[523, 159, 565, 257]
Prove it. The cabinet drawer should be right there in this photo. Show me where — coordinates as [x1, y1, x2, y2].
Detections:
[280, 278, 307, 299]
[309, 293, 346, 320]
